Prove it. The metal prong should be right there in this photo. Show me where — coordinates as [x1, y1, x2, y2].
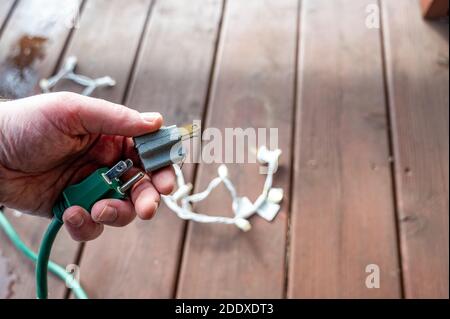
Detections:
[178, 123, 200, 140]
[118, 172, 145, 194]
[104, 159, 133, 183]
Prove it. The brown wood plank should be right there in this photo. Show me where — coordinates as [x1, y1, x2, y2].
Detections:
[177, 0, 298, 298]
[0, 0, 15, 33]
[0, 0, 82, 99]
[288, 0, 401, 298]
[78, 0, 223, 298]
[53, 0, 152, 103]
[49, 0, 153, 299]
[0, 0, 83, 299]
[54, 0, 150, 101]
[381, 0, 449, 298]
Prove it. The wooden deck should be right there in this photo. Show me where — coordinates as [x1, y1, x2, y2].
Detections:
[0, 0, 448, 299]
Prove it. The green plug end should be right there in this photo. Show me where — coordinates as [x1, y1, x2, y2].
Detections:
[52, 160, 144, 221]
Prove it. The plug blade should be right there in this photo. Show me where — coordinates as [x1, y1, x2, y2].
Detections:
[178, 123, 200, 140]
[104, 159, 133, 182]
[119, 172, 145, 194]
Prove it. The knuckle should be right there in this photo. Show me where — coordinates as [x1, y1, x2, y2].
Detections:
[50, 91, 83, 116]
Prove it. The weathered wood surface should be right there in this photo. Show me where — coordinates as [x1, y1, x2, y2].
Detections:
[288, 0, 401, 298]
[78, 0, 223, 298]
[0, 0, 82, 98]
[177, 0, 298, 298]
[382, 0, 449, 298]
[0, 0, 15, 34]
[0, 0, 448, 299]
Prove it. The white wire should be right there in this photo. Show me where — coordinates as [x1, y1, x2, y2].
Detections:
[161, 146, 283, 231]
[39, 56, 116, 96]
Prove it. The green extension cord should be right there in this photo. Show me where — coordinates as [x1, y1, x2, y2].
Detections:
[0, 124, 194, 299]
[0, 210, 88, 299]
[1, 159, 143, 299]
[35, 217, 65, 299]
[36, 160, 143, 299]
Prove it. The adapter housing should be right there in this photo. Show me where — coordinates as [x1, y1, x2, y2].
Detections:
[133, 125, 186, 173]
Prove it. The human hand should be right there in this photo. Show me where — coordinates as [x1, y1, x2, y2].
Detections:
[0, 92, 175, 241]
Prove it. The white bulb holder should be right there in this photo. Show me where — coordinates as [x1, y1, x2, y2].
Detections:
[161, 146, 284, 231]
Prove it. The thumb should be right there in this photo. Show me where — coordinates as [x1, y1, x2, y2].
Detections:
[57, 92, 163, 136]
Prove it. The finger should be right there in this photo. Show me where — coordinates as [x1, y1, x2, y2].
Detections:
[130, 175, 160, 220]
[151, 166, 176, 195]
[51, 92, 163, 136]
[63, 206, 104, 242]
[91, 198, 136, 227]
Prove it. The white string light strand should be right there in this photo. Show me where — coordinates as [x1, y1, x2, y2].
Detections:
[161, 146, 284, 231]
[39, 56, 116, 96]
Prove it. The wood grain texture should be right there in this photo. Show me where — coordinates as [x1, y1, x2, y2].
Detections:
[177, 0, 298, 298]
[382, 0, 449, 298]
[78, 0, 222, 298]
[288, 0, 401, 298]
[0, 0, 82, 98]
[0, 209, 77, 299]
[0, 0, 15, 32]
[0, 0, 82, 299]
[53, 0, 152, 102]
[48, 0, 153, 299]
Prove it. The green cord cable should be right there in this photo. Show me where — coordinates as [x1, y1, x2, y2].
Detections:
[1, 162, 143, 299]
[36, 217, 63, 299]
[0, 210, 88, 299]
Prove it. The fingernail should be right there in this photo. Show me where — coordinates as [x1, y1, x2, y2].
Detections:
[66, 212, 84, 227]
[96, 205, 118, 223]
[140, 112, 161, 124]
